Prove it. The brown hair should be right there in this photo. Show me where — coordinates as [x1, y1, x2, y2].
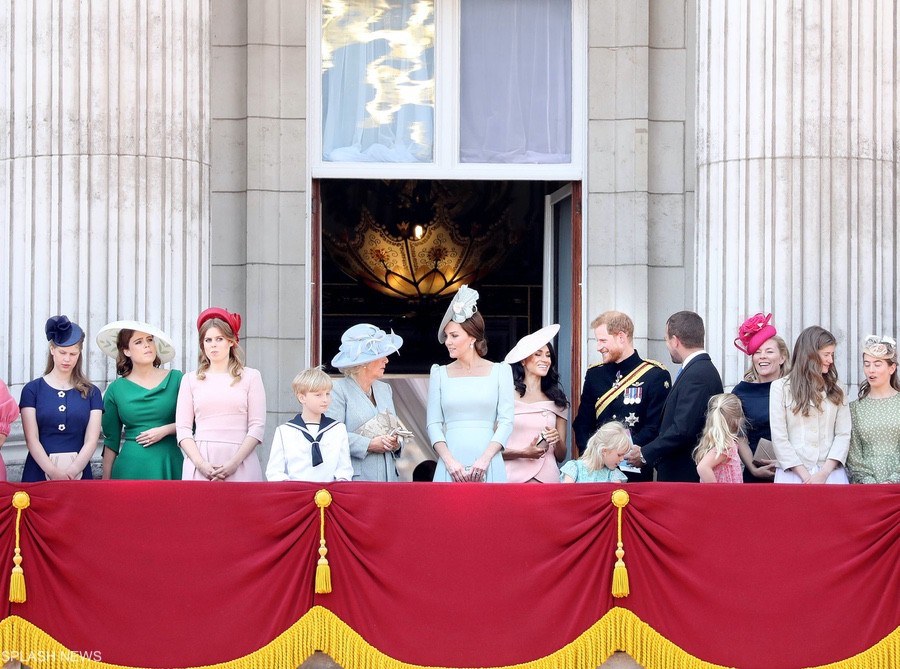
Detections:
[786, 326, 843, 416]
[666, 311, 705, 349]
[44, 334, 93, 399]
[197, 318, 245, 385]
[459, 312, 488, 357]
[115, 329, 162, 377]
[590, 311, 634, 340]
[858, 351, 900, 400]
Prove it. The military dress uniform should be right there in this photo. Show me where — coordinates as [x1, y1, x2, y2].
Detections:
[573, 350, 671, 481]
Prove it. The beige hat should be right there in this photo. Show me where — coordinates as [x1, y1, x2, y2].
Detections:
[861, 335, 897, 363]
[504, 324, 561, 364]
[96, 320, 177, 364]
[437, 285, 480, 343]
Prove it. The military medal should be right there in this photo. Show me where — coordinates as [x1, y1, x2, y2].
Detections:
[623, 382, 643, 405]
[611, 370, 622, 389]
[624, 412, 639, 427]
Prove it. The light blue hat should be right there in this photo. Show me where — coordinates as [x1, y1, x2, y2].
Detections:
[331, 324, 403, 369]
[437, 285, 479, 343]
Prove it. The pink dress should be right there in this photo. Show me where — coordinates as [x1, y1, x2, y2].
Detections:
[504, 400, 567, 483]
[0, 379, 20, 482]
[714, 440, 743, 483]
[176, 368, 266, 482]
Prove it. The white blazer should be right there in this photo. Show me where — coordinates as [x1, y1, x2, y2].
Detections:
[769, 377, 851, 471]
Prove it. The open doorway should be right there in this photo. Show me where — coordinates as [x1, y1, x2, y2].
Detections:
[311, 178, 582, 473]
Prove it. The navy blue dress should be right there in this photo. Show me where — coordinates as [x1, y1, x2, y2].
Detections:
[732, 380, 773, 483]
[19, 378, 103, 481]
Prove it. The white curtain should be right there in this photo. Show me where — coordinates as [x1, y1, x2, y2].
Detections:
[460, 0, 572, 163]
[322, 1, 435, 162]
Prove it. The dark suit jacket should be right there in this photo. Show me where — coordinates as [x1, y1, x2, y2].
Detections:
[641, 353, 723, 482]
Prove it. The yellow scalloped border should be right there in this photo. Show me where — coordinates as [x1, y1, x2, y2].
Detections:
[0, 607, 897, 669]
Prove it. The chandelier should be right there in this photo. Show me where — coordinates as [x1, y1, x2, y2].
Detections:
[322, 181, 521, 302]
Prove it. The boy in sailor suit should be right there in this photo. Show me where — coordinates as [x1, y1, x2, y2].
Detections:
[266, 368, 353, 482]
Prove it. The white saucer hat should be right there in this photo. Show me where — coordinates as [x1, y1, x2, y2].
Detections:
[504, 324, 561, 364]
[96, 320, 177, 364]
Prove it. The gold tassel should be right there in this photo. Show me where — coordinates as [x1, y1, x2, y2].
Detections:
[314, 489, 333, 594]
[9, 491, 30, 603]
[611, 489, 630, 598]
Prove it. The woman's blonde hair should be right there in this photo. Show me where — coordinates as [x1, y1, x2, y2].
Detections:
[197, 318, 245, 385]
[582, 422, 632, 472]
[742, 335, 791, 382]
[693, 393, 745, 464]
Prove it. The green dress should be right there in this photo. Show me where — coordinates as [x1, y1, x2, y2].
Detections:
[847, 393, 900, 484]
[102, 370, 184, 480]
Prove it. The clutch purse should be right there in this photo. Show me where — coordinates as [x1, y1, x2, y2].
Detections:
[357, 411, 413, 440]
[752, 438, 777, 466]
[49, 452, 84, 480]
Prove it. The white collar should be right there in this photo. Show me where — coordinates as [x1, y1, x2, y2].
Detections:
[680, 350, 707, 369]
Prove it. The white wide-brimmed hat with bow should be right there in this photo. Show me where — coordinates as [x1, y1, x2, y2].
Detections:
[331, 324, 404, 369]
[437, 285, 479, 343]
[504, 324, 561, 364]
[96, 320, 177, 364]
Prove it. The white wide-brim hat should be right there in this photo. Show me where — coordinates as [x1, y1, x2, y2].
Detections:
[437, 285, 480, 343]
[96, 320, 177, 364]
[331, 323, 404, 369]
[504, 324, 561, 364]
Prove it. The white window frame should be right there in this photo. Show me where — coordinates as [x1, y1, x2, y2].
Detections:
[306, 0, 587, 181]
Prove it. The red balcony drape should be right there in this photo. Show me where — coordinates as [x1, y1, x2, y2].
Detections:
[0, 481, 898, 669]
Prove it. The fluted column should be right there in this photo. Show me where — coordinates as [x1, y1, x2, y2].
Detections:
[696, 0, 898, 386]
[0, 1, 209, 386]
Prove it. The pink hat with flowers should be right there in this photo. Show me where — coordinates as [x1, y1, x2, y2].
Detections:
[734, 313, 777, 355]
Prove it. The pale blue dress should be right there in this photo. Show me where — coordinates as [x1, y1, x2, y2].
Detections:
[559, 460, 628, 483]
[426, 362, 514, 482]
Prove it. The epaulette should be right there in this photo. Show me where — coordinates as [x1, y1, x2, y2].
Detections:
[645, 359, 667, 370]
[587, 361, 605, 369]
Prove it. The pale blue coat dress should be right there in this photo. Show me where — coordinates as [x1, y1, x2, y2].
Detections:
[426, 362, 515, 482]
[327, 376, 401, 481]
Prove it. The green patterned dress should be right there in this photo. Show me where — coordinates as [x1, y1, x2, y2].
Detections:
[847, 393, 900, 484]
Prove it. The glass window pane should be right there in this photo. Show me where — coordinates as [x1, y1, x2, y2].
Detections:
[460, 0, 572, 164]
[322, 0, 435, 162]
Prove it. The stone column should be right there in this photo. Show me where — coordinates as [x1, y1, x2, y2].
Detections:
[696, 0, 898, 386]
[1, 1, 210, 389]
[587, 0, 652, 358]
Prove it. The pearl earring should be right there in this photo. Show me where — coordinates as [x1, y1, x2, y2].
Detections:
[469, 342, 474, 349]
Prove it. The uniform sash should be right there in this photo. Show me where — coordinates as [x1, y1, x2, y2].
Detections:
[594, 361, 657, 420]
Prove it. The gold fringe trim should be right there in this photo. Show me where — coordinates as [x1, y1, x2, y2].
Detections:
[0, 607, 898, 669]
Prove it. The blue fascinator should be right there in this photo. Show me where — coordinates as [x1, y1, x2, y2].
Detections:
[45, 315, 84, 347]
